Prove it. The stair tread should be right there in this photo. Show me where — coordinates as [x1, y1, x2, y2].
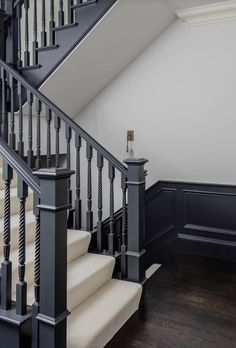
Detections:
[68, 278, 142, 348]
[11, 230, 92, 295]
[25, 252, 115, 310]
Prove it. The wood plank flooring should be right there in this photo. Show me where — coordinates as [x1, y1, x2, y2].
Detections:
[107, 253, 236, 348]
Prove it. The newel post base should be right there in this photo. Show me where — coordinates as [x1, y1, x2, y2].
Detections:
[124, 158, 148, 284]
[33, 168, 74, 348]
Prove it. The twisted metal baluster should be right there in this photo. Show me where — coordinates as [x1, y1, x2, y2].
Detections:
[1, 68, 8, 142]
[75, 134, 82, 229]
[16, 179, 28, 315]
[58, 0, 64, 26]
[1, 163, 13, 310]
[32, 0, 38, 65]
[16, 3, 22, 68]
[86, 143, 93, 231]
[35, 99, 42, 169]
[97, 153, 104, 252]
[32, 200, 40, 348]
[121, 175, 127, 278]
[18, 82, 24, 157]
[9, 75, 16, 150]
[54, 115, 61, 168]
[41, 0, 47, 47]
[49, 0, 55, 45]
[46, 108, 52, 168]
[24, 0, 30, 66]
[67, 0, 73, 24]
[27, 91, 34, 168]
[65, 125, 72, 210]
[108, 164, 115, 255]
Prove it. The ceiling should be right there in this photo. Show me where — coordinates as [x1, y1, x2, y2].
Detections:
[166, 0, 228, 11]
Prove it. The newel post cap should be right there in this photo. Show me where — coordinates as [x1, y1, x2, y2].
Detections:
[33, 167, 75, 180]
[123, 158, 148, 166]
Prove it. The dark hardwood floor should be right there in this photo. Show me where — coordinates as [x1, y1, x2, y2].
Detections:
[107, 253, 236, 348]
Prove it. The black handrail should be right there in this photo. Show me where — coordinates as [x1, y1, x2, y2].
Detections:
[0, 137, 41, 195]
[0, 58, 128, 176]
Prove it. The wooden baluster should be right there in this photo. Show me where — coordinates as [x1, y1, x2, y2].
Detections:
[35, 99, 42, 170]
[121, 174, 127, 278]
[41, 0, 47, 47]
[75, 134, 82, 229]
[17, 82, 24, 157]
[32, 196, 40, 348]
[9, 74, 16, 150]
[27, 91, 34, 168]
[108, 164, 115, 255]
[16, 3, 22, 68]
[1, 68, 8, 142]
[32, 0, 38, 65]
[16, 179, 28, 315]
[49, 0, 55, 45]
[1, 162, 13, 310]
[97, 153, 104, 252]
[46, 108, 52, 168]
[54, 115, 61, 168]
[86, 143, 93, 231]
[24, 0, 30, 66]
[58, 0, 64, 26]
[68, 0, 73, 24]
[65, 124, 72, 207]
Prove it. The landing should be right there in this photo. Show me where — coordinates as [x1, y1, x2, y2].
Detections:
[107, 253, 236, 348]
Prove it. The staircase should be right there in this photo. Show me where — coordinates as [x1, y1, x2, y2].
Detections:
[0, 1, 148, 347]
[0, 167, 142, 347]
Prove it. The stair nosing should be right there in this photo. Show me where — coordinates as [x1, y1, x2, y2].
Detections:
[36, 44, 59, 52]
[53, 23, 78, 32]
[71, 0, 97, 10]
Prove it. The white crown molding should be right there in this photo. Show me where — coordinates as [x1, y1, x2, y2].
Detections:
[176, 0, 236, 26]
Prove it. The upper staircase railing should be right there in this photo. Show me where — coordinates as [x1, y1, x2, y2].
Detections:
[0, 56, 148, 282]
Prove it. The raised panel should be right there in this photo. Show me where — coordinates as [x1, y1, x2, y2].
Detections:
[184, 191, 236, 239]
[145, 188, 175, 244]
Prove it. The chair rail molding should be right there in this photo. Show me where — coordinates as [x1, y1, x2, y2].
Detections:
[176, 0, 236, 26]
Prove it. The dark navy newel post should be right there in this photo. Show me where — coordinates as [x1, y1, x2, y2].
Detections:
[124, 158, 148, 283]
[33, 168, 74, 348]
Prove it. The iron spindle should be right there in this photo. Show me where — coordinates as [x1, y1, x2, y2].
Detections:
[32, 0, 38, 65]
[54, 115, 61, 168]
[86, 143, 93, 231]
[1, 162, 13, 310]
[121, 174, 127, 277]
[46, 108, 52, 168]
[41, 0, 47, 47]
[16, 179, 28, 315]
[58, 0, 64, 26]
[1, 68, 8, 142]
[49, 0, 55, 45]
[17, 82, 24, 157]
[35, 99, 42, 169]
[16, 3, 22, 68]
[9, 74, 16, 150]
[97, 153, 104, 252]
[75, 134, 82, 229]
[27, 91, 34, 168]
[108, 164, 115, 255]
[24, 0, 30, 66]
[68, 0, 74, 24]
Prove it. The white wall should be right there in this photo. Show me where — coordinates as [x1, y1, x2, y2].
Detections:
[74, 19, 236, 187]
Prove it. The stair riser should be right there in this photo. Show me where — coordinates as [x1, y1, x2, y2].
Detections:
[68, 257, 115, 312]
[0, 193, 33, 219]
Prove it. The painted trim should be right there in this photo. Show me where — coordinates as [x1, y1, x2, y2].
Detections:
[176, 0, 236, 26]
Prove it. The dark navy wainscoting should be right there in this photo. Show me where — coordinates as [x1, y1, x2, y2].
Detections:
[145, 181, 236, 267]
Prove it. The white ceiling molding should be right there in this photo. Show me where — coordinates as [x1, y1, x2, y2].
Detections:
[176, 0, 236, 26]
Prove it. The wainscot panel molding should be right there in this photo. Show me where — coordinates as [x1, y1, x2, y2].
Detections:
[176, 1, 236, 26]
[145, 181, 236, 264]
